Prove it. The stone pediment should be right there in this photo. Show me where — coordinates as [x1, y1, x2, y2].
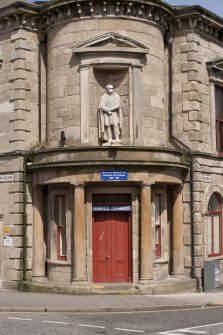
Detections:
[73, 33, 149, 54]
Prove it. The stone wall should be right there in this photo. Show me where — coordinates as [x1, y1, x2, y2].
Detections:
[172, 32, 223, 153]
[0, 27, 45, 283]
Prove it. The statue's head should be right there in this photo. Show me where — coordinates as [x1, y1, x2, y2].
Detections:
[106, 84, 114, 95]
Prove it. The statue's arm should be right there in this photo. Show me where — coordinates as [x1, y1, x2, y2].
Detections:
[99, 95, 110, 113]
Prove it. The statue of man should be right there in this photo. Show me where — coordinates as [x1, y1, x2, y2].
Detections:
[98, 84, 122, 145]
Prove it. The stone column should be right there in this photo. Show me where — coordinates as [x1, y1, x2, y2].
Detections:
[132, 65, 143, 145]
[73, 183, 87, 282]
[140, 182, 153, 281]
[172, 186, 185, 275]
[80, 65, 90, 144]
[32, 188, 46, 278]
[0, 212, 3, 286]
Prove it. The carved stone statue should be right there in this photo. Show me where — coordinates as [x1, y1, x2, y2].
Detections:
[98, 84, 122, 146]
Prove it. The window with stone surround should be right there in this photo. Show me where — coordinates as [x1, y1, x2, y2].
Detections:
[56, 195, 67, 260]
[46, 188, 71, 263]
[215, 85, 223, 155]
[207, 193, 222, 257]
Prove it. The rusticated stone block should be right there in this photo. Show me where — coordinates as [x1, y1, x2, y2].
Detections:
[188, 70, 200, 81]
[14, 100, 31, 111]
[182, 62, 199, 72]
[183, 101, 200, 111]
[10, 269, 23, 281]
[187, 51, 201, 63]
[15, 40, 31, 51]
[181, 42, 198, 53]
[194, 246, 203, 256]
[189, 111, 203, 121]
[14, 60, 32, 71]
[184, 257, 192, 267]
[186, 33, 200, 44]
[189, 131, 202, 142]
[11, 30, 27, 41]
[189, 91, 202, 102]
[10, 50, 27, 61]
[194, 222, 203, 234]
[183, 82, 200, 92]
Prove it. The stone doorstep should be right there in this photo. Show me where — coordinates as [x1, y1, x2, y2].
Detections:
[137, 277, 198, 295]
[2, 277, 197, 295]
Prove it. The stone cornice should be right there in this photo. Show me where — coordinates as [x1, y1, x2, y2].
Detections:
[26, 146, 189, 172]
[171, 6, 223, 43]
[0, 1, 222, 44]
[0, 0, 174, 33]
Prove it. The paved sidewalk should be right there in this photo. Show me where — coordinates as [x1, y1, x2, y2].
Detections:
[0, 290, 223, 313]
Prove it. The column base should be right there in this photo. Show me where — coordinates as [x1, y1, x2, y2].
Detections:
[171, 272, 185, 276]
[139, 278, 153, 283]
[72, 278, 87, 284]
[32, 276, 47, 282]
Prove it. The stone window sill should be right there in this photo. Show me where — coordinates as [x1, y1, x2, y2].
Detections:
[46, 259, 71, 266]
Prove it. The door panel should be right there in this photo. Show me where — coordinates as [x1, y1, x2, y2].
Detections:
[93, 213, 111, 282]
[93, 211, 130, 283]
[111, 212, 130, 282]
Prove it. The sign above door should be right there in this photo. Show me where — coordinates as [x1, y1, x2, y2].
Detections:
[92, 205, 131, 212]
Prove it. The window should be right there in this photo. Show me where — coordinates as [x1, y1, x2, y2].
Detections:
[56, 195, 67, 260]
[155, 194, 162, 258]
[207, 193, 222, 257]
[215, 85, 223, 154]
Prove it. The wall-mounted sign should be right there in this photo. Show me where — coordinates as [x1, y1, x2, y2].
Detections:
[101, 170, 128, 181]
[201, 175, 211, 182]
[4, 236, 12, 247]
[93, 205, 132, 212]
[0, 174, 14, 182]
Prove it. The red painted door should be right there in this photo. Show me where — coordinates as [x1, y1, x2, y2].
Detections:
[93, 211, 131, 283]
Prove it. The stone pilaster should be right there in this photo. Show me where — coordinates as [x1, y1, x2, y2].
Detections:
[73, 183, 87, 282]
[172, 186, 185, 275]
[80, 65, 90, 144]
[140, 182, 153, 281]
[32, 188, 46, 278]
[132, 65, 143, 145]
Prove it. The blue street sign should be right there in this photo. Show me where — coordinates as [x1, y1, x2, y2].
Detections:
[101, 170, 128, 181]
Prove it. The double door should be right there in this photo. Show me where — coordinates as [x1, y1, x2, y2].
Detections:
[93, 211, 131, 283]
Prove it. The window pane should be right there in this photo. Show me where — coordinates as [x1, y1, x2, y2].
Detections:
[213, 215, 220, 254]
[208, 194, 221, 211]
[215, 86, 223, 120]
[208, 216, 212, 255]
[155, 194, 161, 258]
[215, 86, 223, 152]
[57, 195, 66, 258]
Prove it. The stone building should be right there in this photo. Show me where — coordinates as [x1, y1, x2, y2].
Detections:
[0, 0, 222, 294]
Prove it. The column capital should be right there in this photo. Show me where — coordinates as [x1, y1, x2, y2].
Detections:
[141, 182, 154, 189]
[79, 64, 91, 70]
[71, 182, 85, 189]
[173, 184, 183, 193]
